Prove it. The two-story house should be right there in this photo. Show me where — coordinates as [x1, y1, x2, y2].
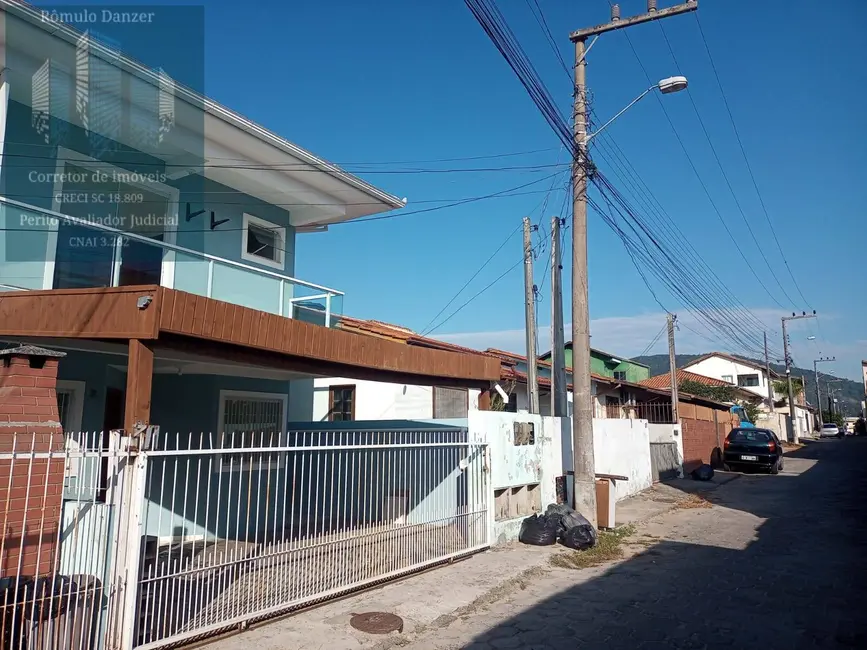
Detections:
[0, 2, 499, 436]
[681, 352, 778, 407]
[539, 342, 651, 383]
[0, 4, 502, 647]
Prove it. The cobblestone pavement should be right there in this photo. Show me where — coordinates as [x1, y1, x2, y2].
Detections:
[404, 439, 867, 650]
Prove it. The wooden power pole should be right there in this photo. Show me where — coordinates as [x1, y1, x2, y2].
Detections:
[667, 313, 679, 423]
[550, 216, 567, 417]
[523, 217, 539, 414]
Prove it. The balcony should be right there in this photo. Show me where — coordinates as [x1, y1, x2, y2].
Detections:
[0, 197, 344, 327]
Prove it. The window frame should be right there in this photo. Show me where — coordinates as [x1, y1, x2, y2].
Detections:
[737, 373, 760, 388]
[216, 389, 288, 472]
[328, 384, 356, 422]
[432, 386, 469, 419]
[46, 146, 180, 290]
[241, 213, 286, 270]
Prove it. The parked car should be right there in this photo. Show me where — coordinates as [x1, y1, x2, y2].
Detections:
[820, 423, 841, 438]
[723, 427, 784, 474]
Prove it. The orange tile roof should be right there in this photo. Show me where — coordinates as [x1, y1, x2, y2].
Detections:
[640, 369, 735, 390]
[338, 316, 498, 358]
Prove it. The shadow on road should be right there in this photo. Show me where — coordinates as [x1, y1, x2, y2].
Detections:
[465, 438, 867, 649]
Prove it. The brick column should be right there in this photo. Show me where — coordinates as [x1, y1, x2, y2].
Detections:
[0, 344, 67, 578]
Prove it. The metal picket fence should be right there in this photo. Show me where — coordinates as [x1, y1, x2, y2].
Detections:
[0, 427, 490, 650]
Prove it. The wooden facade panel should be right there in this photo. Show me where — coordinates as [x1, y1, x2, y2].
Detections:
[158, 289, 500, 382]
[0, 286, 159, 339]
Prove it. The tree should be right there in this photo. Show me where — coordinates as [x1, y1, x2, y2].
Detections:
[490, 380, 516, 412]
[741, 400, 761, 425]
[772, 377, 804, 404]
[678, 379, 736, 403]
[821, 410, 844, 428]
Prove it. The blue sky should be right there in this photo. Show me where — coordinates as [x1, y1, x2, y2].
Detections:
[38, 1, 867, 379]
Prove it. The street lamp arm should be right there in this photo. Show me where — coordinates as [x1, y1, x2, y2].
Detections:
[585, 85, 656, 145]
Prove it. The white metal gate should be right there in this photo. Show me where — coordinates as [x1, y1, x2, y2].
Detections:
[1, 427, 490, 650]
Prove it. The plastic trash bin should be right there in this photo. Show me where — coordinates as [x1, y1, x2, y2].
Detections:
[1, 576, 31, 650]
[1, 575, 101, 650]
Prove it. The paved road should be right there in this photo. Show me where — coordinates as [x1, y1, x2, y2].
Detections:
[406, 439, 867, 649]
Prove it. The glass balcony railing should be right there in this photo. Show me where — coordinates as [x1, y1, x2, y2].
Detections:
[0, 196, 344, 327]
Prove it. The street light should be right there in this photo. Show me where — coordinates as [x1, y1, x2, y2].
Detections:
[585, 76, 688, 145]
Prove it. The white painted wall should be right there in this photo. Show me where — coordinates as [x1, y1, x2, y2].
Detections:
[592, 419, 653, 501]
[647, 423, 685, 479]
[312, 377, 434, 420]
[685, 356, 775, 401]
[463, 411, 567, 545]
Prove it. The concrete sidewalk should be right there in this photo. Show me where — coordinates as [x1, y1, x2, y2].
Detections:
[203, 481, 726, 650]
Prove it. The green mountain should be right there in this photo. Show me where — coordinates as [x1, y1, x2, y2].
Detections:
[633, 354, 864, 417]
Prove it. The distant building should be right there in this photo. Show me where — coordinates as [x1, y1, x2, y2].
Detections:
[539, 342, 650, 383]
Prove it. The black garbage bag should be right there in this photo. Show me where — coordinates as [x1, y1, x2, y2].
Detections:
[691, 464, 714, 481]
[518, 513, 560, 546]
[560, 521, 597, 550]
[545, 503, 592, 533]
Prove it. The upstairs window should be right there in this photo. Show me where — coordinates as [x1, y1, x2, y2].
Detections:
[737, 374, 760, 388]
[614, 370, 627, 381]
[242, 213, 286, 270]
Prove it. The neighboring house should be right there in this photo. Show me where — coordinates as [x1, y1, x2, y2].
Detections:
[539, 342, 650, 383]
[311, 318, 495, 421]
[640, 369, 759, 403]
[311, 322, 657, 422]
[682, 352, 781, 408]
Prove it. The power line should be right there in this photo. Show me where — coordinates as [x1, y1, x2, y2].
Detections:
[691, 13, 812, 310]
[638, 323, 667, 358]
[0, 152, 570, 174]
[656, 21, 798, 308]
[590, 129, 777, 339]
[1, 140, 561, 166]
[426, 226, 553, 336]
[609, 21, 789, 311]
[419, 222, 522, 335]
[524, 0, 571, 80]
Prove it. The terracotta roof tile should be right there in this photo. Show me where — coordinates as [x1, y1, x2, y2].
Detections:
[640, 369, 735, 390]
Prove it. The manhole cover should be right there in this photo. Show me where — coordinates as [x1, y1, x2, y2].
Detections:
[349, 612, 404, 635]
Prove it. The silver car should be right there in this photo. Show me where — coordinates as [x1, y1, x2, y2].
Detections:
[820, 423, 841, 438]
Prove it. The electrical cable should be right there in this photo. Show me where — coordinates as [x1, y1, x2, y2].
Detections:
[656, 21, 798, 309]
[691, 13, 812, 310]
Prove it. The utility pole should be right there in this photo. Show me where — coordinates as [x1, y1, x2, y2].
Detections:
[523, 217, 540, 414]
[764, 332, 774, 412]
[550, 216, 568, 417]
[781, 311, 816, 443]
[569, 0, 697, 525]
[667, 313, 679, 423]
[813, 356, 835, 426]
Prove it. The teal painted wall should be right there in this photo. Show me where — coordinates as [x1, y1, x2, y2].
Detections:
[52, 350, 313, 539]
[556, 347, 649, 382]
[1, 93, 297, 304]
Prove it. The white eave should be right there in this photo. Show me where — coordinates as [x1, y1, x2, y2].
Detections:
[0, 0, 407, 225]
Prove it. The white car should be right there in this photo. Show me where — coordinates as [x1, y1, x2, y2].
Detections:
[820, 423, 841, 438]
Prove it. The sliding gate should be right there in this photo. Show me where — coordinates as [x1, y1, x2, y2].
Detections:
[0, 426, 490, 650]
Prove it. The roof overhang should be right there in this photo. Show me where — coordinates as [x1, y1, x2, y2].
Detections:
[0, 1, 406, 226]
[0, 286, 501, 387]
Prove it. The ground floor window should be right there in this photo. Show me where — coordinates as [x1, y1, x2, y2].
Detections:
[217, 390, 288, 471]
[433, 387, 468, 418]
[328, 385, 356, 421]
